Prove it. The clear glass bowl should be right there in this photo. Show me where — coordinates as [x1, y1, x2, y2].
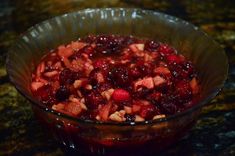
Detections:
[6, 8, 228, 155]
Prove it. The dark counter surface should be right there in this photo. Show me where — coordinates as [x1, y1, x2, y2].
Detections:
[0, 0, 235, 155]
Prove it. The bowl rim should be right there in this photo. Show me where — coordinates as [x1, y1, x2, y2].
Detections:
[6, 8, 229, 126]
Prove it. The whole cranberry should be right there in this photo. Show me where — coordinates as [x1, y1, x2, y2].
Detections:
[108, 65, 132, 87]
[182, 61, 195, 79]
[160, 94, 179, 114]
[158, 44, 175, 56]
[34, 85, 55, 105]
[59, 68, 80, 85]
[95, 35, 124, 54]
[147, 92, 162, 104]
[85, 92, 105, 109]
[55, 86, 70, 101]
[139, 104, 156, 120]
[175, 81, 192, 102]
[136, 62, 153, 76]
[130, 66, 141, 79]
[145, 40, 159, 52]
[166, 55, 183, 65]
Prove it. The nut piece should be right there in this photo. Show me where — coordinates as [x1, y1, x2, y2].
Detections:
[109, 111, 126, 122]
[136, 44, 145, 51]
[52, 103, 65, 111]
[129, 44, 145, 57]
[65, 102, 82, 116]
[153, 114, 166, 120]
[80, 102, 88, 110]
[135, 115, 145, 122]
[69, 97, 87, 110]
[101, 89, 114, 100]
[80, 98, 85, 103]
[85, 84, 92, 90]
[144, 53, 153, 62]
[96, 115, 101, 121]
[153, 75, 166, 86]
[73, 80, 82, 88]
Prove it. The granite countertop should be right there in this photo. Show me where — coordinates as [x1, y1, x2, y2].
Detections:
[0, 0, 235, 155]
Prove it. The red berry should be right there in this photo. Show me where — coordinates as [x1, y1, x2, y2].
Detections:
[158, 44, 174, 55]
[144, 40, 159, 52]
[34, 85, 56, 104]
[130, 66, 141, 79]
[176, 81, 192, 101]
[160, 94, 178, 114]
[139, 104, 156, 120]
[108, 65, 132, 87]
[112, 89, 130, 102]
[59, 68, 81, 85]
[93, 59, 108, 69]
[166, 55, 182, 64]
[147, 92, 162, 104]
[85, 92, 105, 109]
[55, 86, 70, 101]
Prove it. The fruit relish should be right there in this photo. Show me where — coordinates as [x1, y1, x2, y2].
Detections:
[31, 35, 199, 122]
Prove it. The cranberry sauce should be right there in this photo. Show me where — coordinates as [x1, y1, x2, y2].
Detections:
[31, 35, 200, 122]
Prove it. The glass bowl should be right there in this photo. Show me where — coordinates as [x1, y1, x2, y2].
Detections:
[6, 8, 228, 156]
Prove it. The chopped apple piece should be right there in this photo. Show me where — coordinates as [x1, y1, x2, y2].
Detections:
[31, 81, 44, 91]
[153, 75, 166, 86]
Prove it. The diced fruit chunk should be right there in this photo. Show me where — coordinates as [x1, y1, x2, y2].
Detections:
[99, 102, 112, 121]
[153, 75, 166, 86]
[31, 81, 44, 91]
[142, 77, 154, 89]
[65, 102, 82, 116]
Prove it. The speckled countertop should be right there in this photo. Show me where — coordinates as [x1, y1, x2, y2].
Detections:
[0, 0, 235, 156]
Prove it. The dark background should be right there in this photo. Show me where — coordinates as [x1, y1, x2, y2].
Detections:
[0, 0, 235, 155]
